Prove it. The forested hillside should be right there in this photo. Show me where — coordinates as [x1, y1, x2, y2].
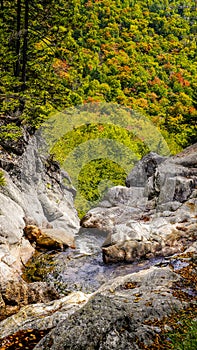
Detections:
[1, 0, 196, 144]
[0, 0, 197, 214]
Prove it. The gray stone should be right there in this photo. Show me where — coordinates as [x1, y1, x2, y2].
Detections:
[81, 143, 197, 263]
[100, 185, 147, 208]
[125, 152, 166, 188]
[33, 267, 185, 350]
[0, 135, 79, 318]
[0, 291, 90, 339]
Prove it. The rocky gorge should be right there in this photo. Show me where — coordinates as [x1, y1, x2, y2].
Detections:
[0, 135, 196, 349]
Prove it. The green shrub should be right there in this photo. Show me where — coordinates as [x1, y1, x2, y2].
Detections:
[0, 123, 22, 141]
[51, 121, 151, 217]
[168, 318, 197, 350]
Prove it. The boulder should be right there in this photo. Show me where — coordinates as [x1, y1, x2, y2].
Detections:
[81, 143, 197, 263]
[0, 291, 90, 340]
[32, 264, 194, 350]
[0, 262, 58, 320]
[24, 225, 76, 250]
[125, 152, 166, 188]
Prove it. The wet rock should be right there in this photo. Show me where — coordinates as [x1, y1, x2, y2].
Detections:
[0, 249, 196, 349]
[102, 219, 197, 263]
[0, 266, 58, 320]
[24, 225, 76, 250]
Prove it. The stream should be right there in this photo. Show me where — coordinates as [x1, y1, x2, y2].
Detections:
[23, 228, 185, 296]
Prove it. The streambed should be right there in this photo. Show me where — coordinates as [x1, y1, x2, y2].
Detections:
[2, 230, 196, 350]
[23, 228, 189, 296]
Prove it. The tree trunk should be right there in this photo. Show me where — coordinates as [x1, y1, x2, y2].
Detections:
[15, 0, 21, 77]
[22, 0, 29, 88]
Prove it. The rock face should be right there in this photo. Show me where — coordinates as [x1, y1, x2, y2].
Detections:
[81, 144, 197, 263]
[35, 267, 181, 350]
[0, 134, 79, 318]
[2, 255, 194, 350]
